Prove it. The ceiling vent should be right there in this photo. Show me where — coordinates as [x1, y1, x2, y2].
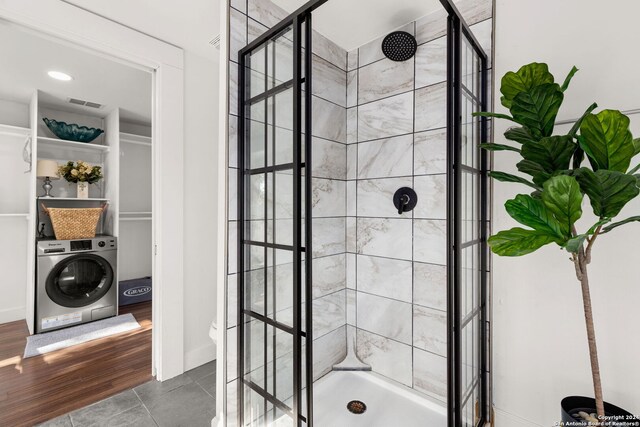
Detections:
[209, 34, 221, 50]
[67, 98, 103, 109]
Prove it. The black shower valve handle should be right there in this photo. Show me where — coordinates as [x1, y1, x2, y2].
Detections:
[393, 187, 418, 215]
[398, 194, 410, 214]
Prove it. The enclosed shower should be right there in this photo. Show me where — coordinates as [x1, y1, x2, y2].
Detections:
[225, 0, 492, 425]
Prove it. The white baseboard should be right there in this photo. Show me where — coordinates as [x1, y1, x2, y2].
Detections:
[493, 408, 543, 427]
[184, 342, 217, 371]
[0, 306, 25, 324]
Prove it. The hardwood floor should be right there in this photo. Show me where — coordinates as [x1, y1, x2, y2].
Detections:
[0, 302, 153, 427]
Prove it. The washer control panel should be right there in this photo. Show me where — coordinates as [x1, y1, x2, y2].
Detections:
[37, 236, 117, 256]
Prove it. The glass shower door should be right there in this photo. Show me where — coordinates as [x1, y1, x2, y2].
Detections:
[237, 14, 312, 427]
[446, 10, 489, 427]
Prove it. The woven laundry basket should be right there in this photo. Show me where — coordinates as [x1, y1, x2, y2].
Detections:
[42, 204, 105, 240]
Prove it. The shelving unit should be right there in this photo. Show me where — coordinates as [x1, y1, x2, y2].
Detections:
[40, 197, 110, 202]
[0, 90, 152, 331]
[38, 136, 109, 154]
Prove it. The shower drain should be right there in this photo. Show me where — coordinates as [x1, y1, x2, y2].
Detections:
[347, 400, 367, 415]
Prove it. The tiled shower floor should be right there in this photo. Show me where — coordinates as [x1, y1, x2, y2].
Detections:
[313, 371, 446, 427]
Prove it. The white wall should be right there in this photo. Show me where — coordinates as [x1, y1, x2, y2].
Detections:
[183, 50, 220, 370]
[493, 1, 640, 425]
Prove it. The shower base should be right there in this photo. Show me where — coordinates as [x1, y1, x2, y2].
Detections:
[313, 371, 446, 426]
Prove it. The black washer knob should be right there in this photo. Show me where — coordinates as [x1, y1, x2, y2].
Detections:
[98, 241, 106, 247]
[393, 187, 418, 215]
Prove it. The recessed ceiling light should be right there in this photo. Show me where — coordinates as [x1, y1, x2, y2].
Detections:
[47, 71, 73, 81]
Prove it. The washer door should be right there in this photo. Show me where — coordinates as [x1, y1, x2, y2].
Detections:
[46, 253, 114, 308]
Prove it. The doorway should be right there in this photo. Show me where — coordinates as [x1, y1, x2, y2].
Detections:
[0, 18, 155, 425]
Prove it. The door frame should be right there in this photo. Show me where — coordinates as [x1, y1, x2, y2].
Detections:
[237, 11, 315, 427]
[0, 0, 185, 381]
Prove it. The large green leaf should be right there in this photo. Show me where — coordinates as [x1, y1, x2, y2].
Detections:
[504, 194, 565, 241]
[633, 138, 640, 156]
[473, 112, 517, 122]
[569, 103, 598, 137]
[479, 143, 521, 153]
[602, 215, 640, 233]
[488, 171, 541, 190]
[500, 63, 555, 109]
[541, 175, 584, 236]
[517, 159, 552, 186]
[504, 127, 539, 145]
[574, 168, 640, 218]
[488, 227, 557, 256]
[579, 110, 634, 172]
[521, 135, 576, 174]
[560, 66, 579, 92]
[510, 83, 564, 138]
[569, 103, 599, 169]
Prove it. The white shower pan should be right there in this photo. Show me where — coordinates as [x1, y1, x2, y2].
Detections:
[312, 371, 447, 427]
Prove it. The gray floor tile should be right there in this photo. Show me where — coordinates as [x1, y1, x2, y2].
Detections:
[133, 373, 194, 406]
[35, 414, 73, 427]
[145, 382, 215, 427]
[89, 405, 157, 427]
[185, 361, 216, 381]
[69, 390, 141, 426]
[195, 372, 216, 398]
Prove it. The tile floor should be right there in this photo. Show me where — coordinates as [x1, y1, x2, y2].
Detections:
[36, 361, 216, 427]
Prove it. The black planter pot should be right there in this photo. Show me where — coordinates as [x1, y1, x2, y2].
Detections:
[561, 396, 639, 426]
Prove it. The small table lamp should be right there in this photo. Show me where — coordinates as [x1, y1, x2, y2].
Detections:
[36, 160, 60, 198]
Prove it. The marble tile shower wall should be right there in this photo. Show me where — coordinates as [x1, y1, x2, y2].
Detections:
[225, 0, 493, 423]
[226, 0, 349, 424]
[345, 0, 493, 404]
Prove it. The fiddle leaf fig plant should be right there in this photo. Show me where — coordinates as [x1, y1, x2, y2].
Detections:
[475, 62, 640, 421]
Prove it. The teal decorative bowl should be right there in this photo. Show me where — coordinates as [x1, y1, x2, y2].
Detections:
[43, 118, 104, 143]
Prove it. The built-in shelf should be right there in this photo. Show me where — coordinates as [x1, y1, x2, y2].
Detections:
[38, 197, 110, 202]
[38, 136, 110, 154]
[120, 211, 152, 215]
[120, 217, 152, 221]
[0, 124, 30, 138]
[120, 132, 151, 147]
[0, 213, 29, 218]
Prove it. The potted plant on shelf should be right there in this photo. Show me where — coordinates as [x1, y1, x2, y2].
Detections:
[477, 62, 640, 425]
[58, 160, 103, 199]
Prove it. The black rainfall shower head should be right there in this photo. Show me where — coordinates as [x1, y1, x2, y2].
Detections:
[381, 31, 417, 62]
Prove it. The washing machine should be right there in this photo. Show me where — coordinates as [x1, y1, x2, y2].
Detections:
[36, 236, 117, 334]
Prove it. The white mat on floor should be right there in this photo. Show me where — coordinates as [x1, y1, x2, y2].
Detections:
[24, 313, 141, 358]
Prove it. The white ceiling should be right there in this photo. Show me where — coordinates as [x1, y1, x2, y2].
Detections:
[0, 19, 152, 123]
[62, 0, 221, 61]
[272, 0, 443, 51]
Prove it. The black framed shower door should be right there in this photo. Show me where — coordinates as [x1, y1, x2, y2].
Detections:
[237, 7, 314, 427]
[236, 1, 490, 426]
[444, 3, 490, 426]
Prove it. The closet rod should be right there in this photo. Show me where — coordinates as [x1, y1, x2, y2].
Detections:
[120, 138, 152, 147]
[0, 130, 30, 138]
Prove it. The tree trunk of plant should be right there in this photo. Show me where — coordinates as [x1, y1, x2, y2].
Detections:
[575, 253, 605, 420]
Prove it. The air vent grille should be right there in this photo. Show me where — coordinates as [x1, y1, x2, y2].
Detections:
[67, 98, 103, 109]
